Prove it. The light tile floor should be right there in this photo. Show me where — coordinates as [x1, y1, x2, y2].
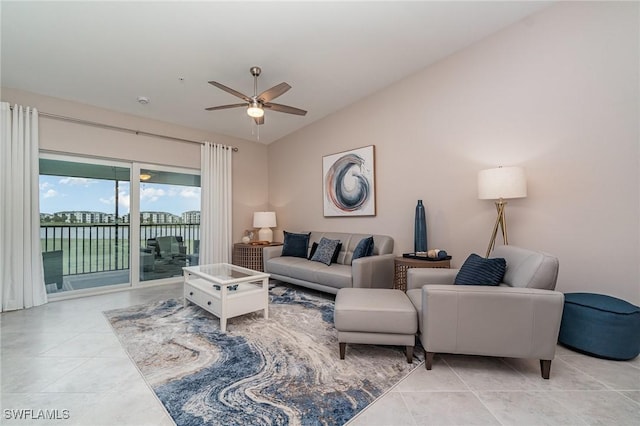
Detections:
[1, 283, 639, 425]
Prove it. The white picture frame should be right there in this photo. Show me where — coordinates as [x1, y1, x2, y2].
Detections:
[322, 145, 376, 217]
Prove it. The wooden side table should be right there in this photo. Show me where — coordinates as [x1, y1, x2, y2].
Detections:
[394, 257, 451, 291]
[232, 242, 282, 272]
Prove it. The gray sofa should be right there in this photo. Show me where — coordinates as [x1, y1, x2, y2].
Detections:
[263, 232, 395, 294]
[406, 245, 563, 379]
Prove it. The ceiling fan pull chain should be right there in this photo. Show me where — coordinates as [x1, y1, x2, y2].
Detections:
[250, 117, 260, 141]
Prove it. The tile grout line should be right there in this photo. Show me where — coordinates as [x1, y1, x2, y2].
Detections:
[440, 356, 506, 426]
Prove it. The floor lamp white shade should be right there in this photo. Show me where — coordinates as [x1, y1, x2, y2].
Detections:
[478, 167, 527, 257]
[253, 211, 277, 242]
[478, 166, 527, 200]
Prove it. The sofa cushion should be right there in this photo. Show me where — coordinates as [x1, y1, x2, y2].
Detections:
[282, 231, 311, 258]
[268, 257, 353, 289]
[314, 263, 353, 289]
[454, 254, 506, 286]
[352, 236, 374, 261]
[492, 245, 559, 290]
[267, 256, 325, 283]
[311, 238, 341, 265]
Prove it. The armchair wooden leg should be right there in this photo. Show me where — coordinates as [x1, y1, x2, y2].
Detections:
[425, 351, 434, 370]
[339, 342, 346, 360]
[405, 346, 414, 364]
[540, 359, 551, 379]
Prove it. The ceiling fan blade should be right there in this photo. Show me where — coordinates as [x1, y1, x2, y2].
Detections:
[254, 115, 265, 125]
[263, 102, 307, 116]
[208, 81, 252, 102]
[205, 103, 247, 111]
[257, 82, 291, 103]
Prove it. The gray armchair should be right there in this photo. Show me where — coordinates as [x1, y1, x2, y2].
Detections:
[406, 245, 563, 379]
[155, 236, 187, 260]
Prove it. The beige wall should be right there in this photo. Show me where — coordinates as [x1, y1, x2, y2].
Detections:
[1, 88, 269, 243]
[268, 2, 640, 303]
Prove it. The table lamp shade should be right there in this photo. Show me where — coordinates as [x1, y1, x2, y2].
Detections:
[478, 166, 527, 200]
[253, 211, 277, 242]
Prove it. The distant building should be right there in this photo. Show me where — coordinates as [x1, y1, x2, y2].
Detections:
[41, 210, 192, 225]
[141, 211, 181, 224]
[52, 211, 116, 224]
[182, 211, 200, 224]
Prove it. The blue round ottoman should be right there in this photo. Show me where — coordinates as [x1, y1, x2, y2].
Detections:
[559, 293, 640, 360]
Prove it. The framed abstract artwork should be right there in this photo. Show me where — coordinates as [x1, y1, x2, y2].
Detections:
[323, 145, 376, 217]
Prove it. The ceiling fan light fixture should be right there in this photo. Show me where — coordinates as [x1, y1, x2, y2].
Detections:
[247, 102, 264, 118]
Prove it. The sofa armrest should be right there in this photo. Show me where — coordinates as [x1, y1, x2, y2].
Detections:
[352, 254, 395, 289]
[406, 268, 458, 290]
[422, 285, 564, 360]
[262, 245, 284, 270]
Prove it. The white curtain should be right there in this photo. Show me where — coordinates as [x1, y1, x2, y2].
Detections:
[200, 142, 233, 264]
[0, 103, 47, 311]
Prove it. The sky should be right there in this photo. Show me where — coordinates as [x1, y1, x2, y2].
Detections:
[39, 176, 201, 216]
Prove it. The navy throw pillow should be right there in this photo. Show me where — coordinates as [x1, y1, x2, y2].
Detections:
[331, 243, 342, 264]
[311, 238, 341, 266]
[454, 254, 506, 286]
[352, 236, 374, 261]
[308, 242, 319, 260]
[281, 231, 310, 258]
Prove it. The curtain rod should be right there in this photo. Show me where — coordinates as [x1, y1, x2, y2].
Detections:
[7, 105, 239, 152]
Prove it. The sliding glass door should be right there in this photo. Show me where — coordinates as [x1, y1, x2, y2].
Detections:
[40, 156, 201, 295]
[39, 156, 131, 294]
[137, 165, 201, 282]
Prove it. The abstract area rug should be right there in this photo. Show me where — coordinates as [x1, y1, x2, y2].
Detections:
[104, 286, 422, 426]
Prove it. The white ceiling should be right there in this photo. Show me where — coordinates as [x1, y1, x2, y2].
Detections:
[1, 1, 551, 144]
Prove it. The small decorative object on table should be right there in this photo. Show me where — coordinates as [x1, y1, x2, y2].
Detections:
[403, 249, 450, 261]
[241, 230, 255, 244]
[214, 284, 239, 291]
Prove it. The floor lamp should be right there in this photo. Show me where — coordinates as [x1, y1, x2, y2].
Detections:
[478, 166, 527, 258]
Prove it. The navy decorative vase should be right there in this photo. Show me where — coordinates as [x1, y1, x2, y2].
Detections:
[414, 200, 427, 252]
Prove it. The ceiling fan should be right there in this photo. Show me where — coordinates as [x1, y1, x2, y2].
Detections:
[205, 66, 307, 125]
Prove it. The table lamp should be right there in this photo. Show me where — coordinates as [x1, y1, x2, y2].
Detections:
[253, 211, 277, 243]
[478, 166, 527, 257]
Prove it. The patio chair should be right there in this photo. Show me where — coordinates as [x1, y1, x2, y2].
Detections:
[42, 250, 64, 290]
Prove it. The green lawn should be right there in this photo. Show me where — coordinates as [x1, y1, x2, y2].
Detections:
[41, 238, 199, 275]
[41, 238, 131, 275]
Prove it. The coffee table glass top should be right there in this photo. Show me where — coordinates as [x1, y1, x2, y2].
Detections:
[183, 263, 268, 285]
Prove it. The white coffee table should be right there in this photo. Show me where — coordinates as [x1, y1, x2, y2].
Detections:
[182, 263, 270, 332]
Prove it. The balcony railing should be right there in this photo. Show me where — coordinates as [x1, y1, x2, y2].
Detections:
[41, 223, 200, 276]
